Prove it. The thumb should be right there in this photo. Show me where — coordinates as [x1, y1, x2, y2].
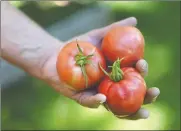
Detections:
[87, 17, 137, 42]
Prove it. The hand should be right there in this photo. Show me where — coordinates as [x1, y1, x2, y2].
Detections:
[42, 17, 160, 120]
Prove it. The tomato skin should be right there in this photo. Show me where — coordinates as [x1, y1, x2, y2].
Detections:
[98, 67, 146, 117]
[101, 26, 145, 67]
[56, 41, 106, 91]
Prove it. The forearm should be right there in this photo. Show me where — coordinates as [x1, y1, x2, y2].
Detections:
[1, 2, 63, 79]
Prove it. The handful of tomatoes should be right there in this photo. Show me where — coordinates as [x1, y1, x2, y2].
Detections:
[56, 26, 147, 117]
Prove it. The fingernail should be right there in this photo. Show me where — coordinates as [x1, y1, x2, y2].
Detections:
[148, 87, 160, 98]
[136, 59, 148, 77]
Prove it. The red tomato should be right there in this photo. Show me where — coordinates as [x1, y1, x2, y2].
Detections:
[56, 40, 106, 91]
[101, 26, 145, 67]
[98, 59, 146, 117]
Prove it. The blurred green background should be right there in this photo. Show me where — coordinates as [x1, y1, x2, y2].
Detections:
[1, 1, 180, 130]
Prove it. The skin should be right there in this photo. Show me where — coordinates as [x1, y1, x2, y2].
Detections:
[1, 1, 160, 120]
[56, 41, 106, 91]
[102, 26, 145, 67]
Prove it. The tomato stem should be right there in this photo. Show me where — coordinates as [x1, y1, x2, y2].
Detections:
[99, 58, 124, 82]
[99, 63, 110, 77]
[110, 58, 124, 82]
[80, 65, 88, 89]
[75, 40, 94, 88]
[76, 39, 83, 53]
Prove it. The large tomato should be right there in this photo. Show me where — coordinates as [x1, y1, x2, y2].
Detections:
[98, 59, 146, 117]
[56, 40, 106, 91]
[101, 26, 145, 67]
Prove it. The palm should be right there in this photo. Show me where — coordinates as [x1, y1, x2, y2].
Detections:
[43, 17, 160, 120]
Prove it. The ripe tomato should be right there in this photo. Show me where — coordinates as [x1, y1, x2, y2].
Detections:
[56, 40, 106, 91]
[98, 59, 146, 117]
[101, 26, 145, 67]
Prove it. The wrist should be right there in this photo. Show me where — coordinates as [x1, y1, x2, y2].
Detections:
[1, 2, 65, 82]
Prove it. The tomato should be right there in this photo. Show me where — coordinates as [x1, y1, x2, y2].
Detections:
[56, 40, 106, 91]
[101, 26, 145, 67]
[98, 59, 146, 117]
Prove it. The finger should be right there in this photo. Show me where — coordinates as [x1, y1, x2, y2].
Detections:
[116, 108, 149, 120]
[83, 93, 106, 108]
[144, 87, 160, 105]
[87, 17, 137, 45]
[135, 59, 148, 77]
[81, 93, 106, 108]
[125, 108, 150, 120]
[73, 92, 106, 108]
[89, 17, 137, 38]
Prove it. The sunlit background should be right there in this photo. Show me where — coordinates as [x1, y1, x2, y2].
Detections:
[1, 1, 180, 130]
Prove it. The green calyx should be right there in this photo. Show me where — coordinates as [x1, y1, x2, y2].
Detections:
[75, 40, 94, 88]
[99, 58, 124, 82]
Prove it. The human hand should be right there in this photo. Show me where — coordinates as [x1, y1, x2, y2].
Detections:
[42, 17, 160, 120]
